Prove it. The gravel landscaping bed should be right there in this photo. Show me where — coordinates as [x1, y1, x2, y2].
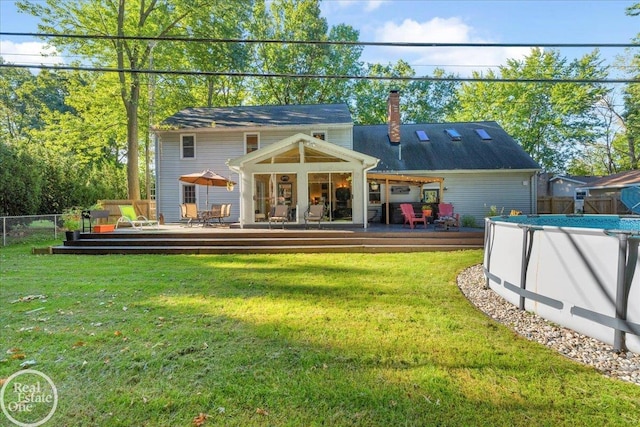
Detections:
[457, 264, 640, 386]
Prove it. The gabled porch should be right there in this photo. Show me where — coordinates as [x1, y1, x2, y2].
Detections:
[227, 133, 379, 228]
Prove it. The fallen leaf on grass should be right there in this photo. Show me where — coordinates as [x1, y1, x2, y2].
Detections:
[192, 412, 208, 426]
[10, 353, 26, 360]
[0, 378, 7, 386]
[114, 330, 122, 337]
[256, 408, 269, 416]
[6, 348, 21, 354]
[72, 341, 86, 349]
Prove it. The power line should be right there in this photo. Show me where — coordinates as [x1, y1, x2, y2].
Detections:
[2, 62, 638, 84]
[1, 32, 638, 49]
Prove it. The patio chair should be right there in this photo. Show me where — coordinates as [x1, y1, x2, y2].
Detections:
[269, 205, 289, 229]
[180, 203, 200, 227]
[400, 203, 427, 229]
[204, 204, 223, 226]
[304, 204, 325, 229]
[435, 203, 460, 231]
[222, 203, 232, 222]
[115, 205, 159, 230]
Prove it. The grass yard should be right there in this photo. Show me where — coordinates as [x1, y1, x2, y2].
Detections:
[2, 242, 640, 426]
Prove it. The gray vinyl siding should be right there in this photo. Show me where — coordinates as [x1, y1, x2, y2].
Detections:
[435, 171, 535, 225]
[156, 125, 352, 222]
[376, 171, 535, 227]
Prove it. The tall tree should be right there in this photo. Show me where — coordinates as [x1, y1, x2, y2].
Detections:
[0, 60, 71, 145]
[248, 0, 363, 105]
[156, 0, 253, 110]
[450, 48, 609, 172]
[17, 0, 219, 200]
[403, 68, 461, 124]
[349, 61, 414, 125]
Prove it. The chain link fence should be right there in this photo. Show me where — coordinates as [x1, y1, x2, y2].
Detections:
[1, 215, 64, 246]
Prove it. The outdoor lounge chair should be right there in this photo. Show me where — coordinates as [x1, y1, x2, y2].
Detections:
[304, 204, 325, 229]
[180, 203, 200, 226]
[400, 203, 427, 229]
[115, 205, 159, 230]
[269, 205, 289, 229]
[435, 203, 460, 231]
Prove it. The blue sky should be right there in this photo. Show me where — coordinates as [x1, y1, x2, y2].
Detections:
[1, 0, 638, 76]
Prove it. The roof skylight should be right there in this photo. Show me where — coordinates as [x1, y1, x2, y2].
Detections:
[475, 128, 492, 140]
[445, 128, 462, 141]
[416, 130, 429, 141]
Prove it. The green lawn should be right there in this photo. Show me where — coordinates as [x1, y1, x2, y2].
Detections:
[1, 242, 640, 426]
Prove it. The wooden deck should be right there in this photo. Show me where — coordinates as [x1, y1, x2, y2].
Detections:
[52, 223, 485, 255]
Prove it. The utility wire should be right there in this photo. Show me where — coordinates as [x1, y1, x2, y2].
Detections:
[1, 32, 639, 49]
[1, 62, 638, 84]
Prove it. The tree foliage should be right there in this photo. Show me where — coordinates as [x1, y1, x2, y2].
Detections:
[0, 142, 42, 216]
[247, 0, 362, 104]
[350, 62, 460, 125]
[17, 0, 226, 200]
[450, 48, 609, 172]
[0, 62, 126, 214]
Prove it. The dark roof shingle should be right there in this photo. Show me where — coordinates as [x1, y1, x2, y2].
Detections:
[160, 104, 353, 129]
[353, 121, 540, 171]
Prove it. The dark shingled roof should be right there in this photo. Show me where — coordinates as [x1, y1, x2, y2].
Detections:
[160, 104, 353, 129]
[353, 121, 540, 171]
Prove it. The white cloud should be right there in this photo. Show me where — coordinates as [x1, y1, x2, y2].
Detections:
[0, 40, 64, 67]
[370, 17, 531, 75]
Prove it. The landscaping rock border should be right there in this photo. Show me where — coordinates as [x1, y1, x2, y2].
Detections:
[457, 264, 640, 386]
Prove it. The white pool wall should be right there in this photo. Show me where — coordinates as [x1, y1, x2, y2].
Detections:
[484, 216, 640, 354]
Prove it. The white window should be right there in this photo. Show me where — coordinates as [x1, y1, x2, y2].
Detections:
[183, 184, 196, 203]
[181, 134, 196, 159]
[245, 133, 259, 154]
[311, 131, 326, 141]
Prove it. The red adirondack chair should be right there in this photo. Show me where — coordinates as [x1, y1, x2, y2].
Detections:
[436, 203, 460, 230]
[400, 203, 427, 229]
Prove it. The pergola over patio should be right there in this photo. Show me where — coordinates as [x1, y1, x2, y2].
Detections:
[367, 173, 444, 225]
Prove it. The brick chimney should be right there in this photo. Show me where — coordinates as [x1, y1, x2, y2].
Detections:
[387, 90, 401, 144]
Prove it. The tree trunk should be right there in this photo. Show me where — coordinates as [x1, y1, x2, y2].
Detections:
[126, 83, 141, 200]
[628, 134, 638, 170]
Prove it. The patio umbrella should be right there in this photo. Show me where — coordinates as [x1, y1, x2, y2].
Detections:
[178, 169, 236, 206]
[621, 186, 640, 214]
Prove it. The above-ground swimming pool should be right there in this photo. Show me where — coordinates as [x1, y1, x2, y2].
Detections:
[484, 214, 640, 354]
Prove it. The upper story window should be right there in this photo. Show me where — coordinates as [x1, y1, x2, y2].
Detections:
[245, 133, 259, 154]
[311, 131, 326, 141]
[181, 134, 195, 159]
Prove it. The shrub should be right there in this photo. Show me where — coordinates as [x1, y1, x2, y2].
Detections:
[461, 214, 477, 228]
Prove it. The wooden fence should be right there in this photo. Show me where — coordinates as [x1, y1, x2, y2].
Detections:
[537, 196, 630, 215]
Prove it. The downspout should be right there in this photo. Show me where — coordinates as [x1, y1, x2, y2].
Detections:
[531, 172, 538, 214]
[154, 133, 161, 220]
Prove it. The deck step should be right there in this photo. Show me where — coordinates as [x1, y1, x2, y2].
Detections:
[51, 229, 484, 255]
